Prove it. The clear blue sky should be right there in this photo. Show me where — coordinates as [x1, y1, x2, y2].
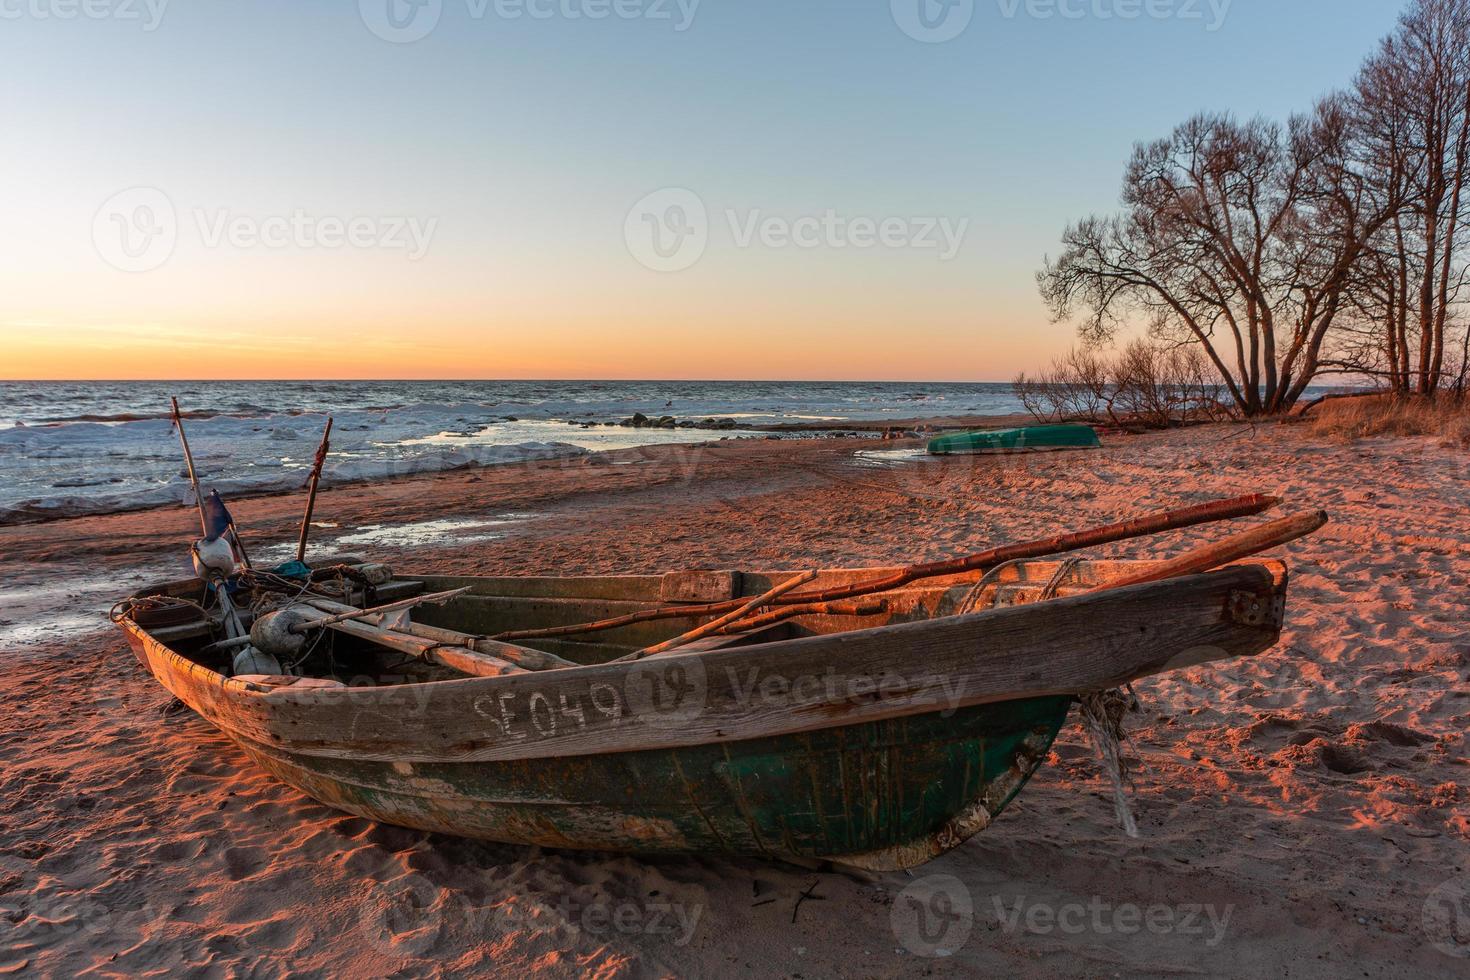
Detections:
[0, 0, 1407, 380]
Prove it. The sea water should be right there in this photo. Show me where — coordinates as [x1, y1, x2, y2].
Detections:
[0, 380, 1021, 523]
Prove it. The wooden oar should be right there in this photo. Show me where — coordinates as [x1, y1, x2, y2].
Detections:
[300, 596, 575, 671]
[619, 514, 1325, 687]
[716, 598, 889, 635]
[1092, 510, 1328, 592]
[494, 493, 1282, 643]
[626, 570, 818, 660]
[318, 617, 527, 678]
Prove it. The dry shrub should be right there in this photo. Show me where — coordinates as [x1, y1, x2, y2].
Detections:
[1013, 341, 1231, 429]
[1309, 393, 1470, 447]
[1015, 348, 1110, 423]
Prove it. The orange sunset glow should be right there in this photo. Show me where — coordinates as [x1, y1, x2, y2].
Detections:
[1, 288, 1045, 381]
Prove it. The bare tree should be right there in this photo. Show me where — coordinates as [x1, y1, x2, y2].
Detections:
[1039, 104, 1388, 416]
[1330, 0, 1470, 394]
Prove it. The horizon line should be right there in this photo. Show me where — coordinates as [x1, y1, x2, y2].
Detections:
[0, 377, 1019, 385]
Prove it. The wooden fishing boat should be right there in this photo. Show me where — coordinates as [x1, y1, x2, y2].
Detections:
[115, 535, 1298, 870]
[928, 423, 1101, 456]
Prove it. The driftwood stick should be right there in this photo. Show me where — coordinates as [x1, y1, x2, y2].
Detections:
[717, 598, 889, 635]
[494, 493, 1281, 642]
[1093, 511, 1328, 591]
[301, 596, 575, 671]
[294, 588, 470, 633]
[170, 397, 209, 539]
[296, 416, 333, 564]
[628, 570, 818, 660]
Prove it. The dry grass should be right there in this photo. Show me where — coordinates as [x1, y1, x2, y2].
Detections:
[1309, 393, 1470, 447]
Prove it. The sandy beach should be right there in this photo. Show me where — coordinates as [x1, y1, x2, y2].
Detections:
[1, 421, 1465, 978]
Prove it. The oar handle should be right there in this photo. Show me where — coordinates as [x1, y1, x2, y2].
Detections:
[1094, 510, 1328, 591]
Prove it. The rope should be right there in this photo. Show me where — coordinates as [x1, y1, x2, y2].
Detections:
[109, 594, 214, 626]
[1078, 685, 1142, 838]
[1039, 557, 1084, 600]
[955, 554, 1086, 616]
[955, 558, 1028, 615]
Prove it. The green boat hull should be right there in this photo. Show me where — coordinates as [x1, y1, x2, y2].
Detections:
[928, 424, 1101, 456]
[237, 695, 1071, 868]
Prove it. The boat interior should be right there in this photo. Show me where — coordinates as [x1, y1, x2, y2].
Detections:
[121, 558, 1260, 689]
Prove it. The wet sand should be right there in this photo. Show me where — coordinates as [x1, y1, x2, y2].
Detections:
[2, 425, 1467, 977]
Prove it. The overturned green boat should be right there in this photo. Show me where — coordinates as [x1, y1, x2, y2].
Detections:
[928, 423, 1101, 456]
